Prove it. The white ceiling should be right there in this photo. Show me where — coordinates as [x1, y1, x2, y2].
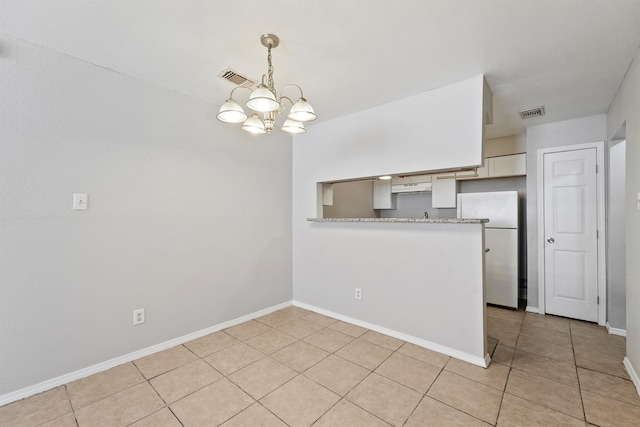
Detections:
[2, 0, 640, 139]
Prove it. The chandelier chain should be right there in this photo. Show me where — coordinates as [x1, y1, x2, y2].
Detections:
[267, 44, 275, 97]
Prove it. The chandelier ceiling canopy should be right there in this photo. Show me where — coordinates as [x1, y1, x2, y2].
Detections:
[217, 34, 317, 135]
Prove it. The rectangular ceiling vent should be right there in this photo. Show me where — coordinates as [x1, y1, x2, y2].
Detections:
[217, 67, 258, 89]
[519, 106, 545, 119]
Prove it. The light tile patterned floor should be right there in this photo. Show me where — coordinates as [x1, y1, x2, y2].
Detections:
[1, 305, 639, 426]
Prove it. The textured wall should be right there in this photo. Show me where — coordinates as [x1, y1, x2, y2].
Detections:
[607, 49, 640, 380]
[0, 36, 293, 396]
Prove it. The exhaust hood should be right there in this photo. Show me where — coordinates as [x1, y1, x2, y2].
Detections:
[391, 182, 433, 193]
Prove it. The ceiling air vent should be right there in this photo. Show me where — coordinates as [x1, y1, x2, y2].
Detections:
[519, 106, 545, 119]
[217, 67, 258, 89]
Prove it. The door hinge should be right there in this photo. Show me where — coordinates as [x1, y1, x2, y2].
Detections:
[597, 296, 600, 305]
[597, 230, 599, 239]
[596, 164, 599, 174]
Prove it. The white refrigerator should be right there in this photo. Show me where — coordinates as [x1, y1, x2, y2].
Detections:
[457, 191, 519, 309]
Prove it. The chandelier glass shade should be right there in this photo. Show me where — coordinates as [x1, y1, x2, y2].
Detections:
[217, 34, 316, 135]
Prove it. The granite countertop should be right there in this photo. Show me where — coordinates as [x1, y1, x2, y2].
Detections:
[307, 218, 489, 224]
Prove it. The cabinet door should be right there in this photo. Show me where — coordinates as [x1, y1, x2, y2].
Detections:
[373, 180, 397, 209]
[431, 176, 457, 208]
[322, 183, 334, 206]
[488, 153, 526, 177]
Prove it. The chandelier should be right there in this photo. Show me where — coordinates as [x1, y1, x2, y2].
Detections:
[217, 34, 317, 135]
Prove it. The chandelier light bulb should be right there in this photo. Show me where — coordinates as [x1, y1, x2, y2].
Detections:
[241, 114, 267, 134]
[281, 119, 306, 134]
[247, 84, 279, 112]
[288, 98, 317, 122]
[217, 98, 247, 123]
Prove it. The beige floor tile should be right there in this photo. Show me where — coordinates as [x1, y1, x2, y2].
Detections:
[492, 345, 515, 366]
[520, 322, 573, 347]
[302, 312, 338, 327]
[276, 318, 324, 339]
[224, 320, 272, 341]
[405, 396, 490, 427]
[183, 330, 238, 357]
[487, 317, 521, 348]
[575, 353, 629, 379]
[133, 345, 198, 379]
[523, 313, 570, 333]
[303, 354, 371, 396]
[582, 389, 640, 426]
[75, 382, 164, 427]
[347, 373, 422, 426]
[255, 311, 298, 328]
[516, 334, 575, 364]
[572, 334, 626, 357]
[261, 375, 340, 426]
[314, 399, 391, 427]
[67, 362, 145, 409]
[487, 306, 524, 324]
[150, 359, 222, 404]
[170, 378, 254, 426]
[444, 357, 510, 390]
[359, 330, 405, 350]
[278, 306, 312, 318]
[328, 320, 369, 338]
[375, 352, 441, 393]
[303, 328, 355, 353]
[569, 319, 611, 339]
[427, 371, 503, 425]
[511, 349, 579, 387]
[335, 339, 393, 370]
[228, 357, 297, 399]
[488, 337, 499, 356]
[245, 329, 298, 354]
[130, 408, 182, 427]
[0, 387, 72, 427]
[221, 403, 287, 427]
[577, 367, 640, 406]
[204, 342, 265, 376]
[38, 412, 78, 427]
[497, 393, 586, 427]
[271, 341, 329, 372]
[505, 369, 583, 419]
[397, 342, 450, 368]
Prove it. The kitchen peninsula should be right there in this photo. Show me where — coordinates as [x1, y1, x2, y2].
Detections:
[293, 75, 493, 367]
[296, 217, 490, 366]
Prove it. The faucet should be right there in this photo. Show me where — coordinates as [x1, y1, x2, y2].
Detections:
[423, 211, 429, 219]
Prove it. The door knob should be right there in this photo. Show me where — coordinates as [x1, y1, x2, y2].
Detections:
[547, 237, 555, 243]
[485, 248, 490, 253]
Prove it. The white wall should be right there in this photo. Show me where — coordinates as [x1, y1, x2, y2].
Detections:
[608, 140, 626, 330]
[0, 36, 293, 397]
[525, 115, 607, 309]
[292, 76, 489, 364]
[607, 49, 640, 381]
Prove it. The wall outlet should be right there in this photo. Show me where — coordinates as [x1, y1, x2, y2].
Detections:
[133, 308, 145, 325]
[355, 288, 362, 301]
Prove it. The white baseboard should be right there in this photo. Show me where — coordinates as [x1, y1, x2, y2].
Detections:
[624, 357, 640, 397]
[525, 306, 539, 314]
[0, 301, 292, 407]
[606, 322, 627, 337]
[292, 300, 488, 368]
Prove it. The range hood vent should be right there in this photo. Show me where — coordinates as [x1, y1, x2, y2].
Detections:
[217, 67, 258, 88]
[519, 106, 545, 119]
[391, 182, 433, 193]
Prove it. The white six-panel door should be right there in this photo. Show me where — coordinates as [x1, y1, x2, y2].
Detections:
[543, 148, 598, 322]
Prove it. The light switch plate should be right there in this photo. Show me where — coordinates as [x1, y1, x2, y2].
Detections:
[73, 193, 88, 210]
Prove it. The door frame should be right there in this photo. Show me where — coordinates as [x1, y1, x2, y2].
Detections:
[536, 141, 606, 325]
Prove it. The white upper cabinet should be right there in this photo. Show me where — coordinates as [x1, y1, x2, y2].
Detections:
[487, 153, 526, 177]
[373, 180, 397, 209]
[432, 175, 458, 208]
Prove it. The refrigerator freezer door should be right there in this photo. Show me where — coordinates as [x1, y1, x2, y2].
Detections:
[457, 191, 518, 229]
[485, 228, 519, 308]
